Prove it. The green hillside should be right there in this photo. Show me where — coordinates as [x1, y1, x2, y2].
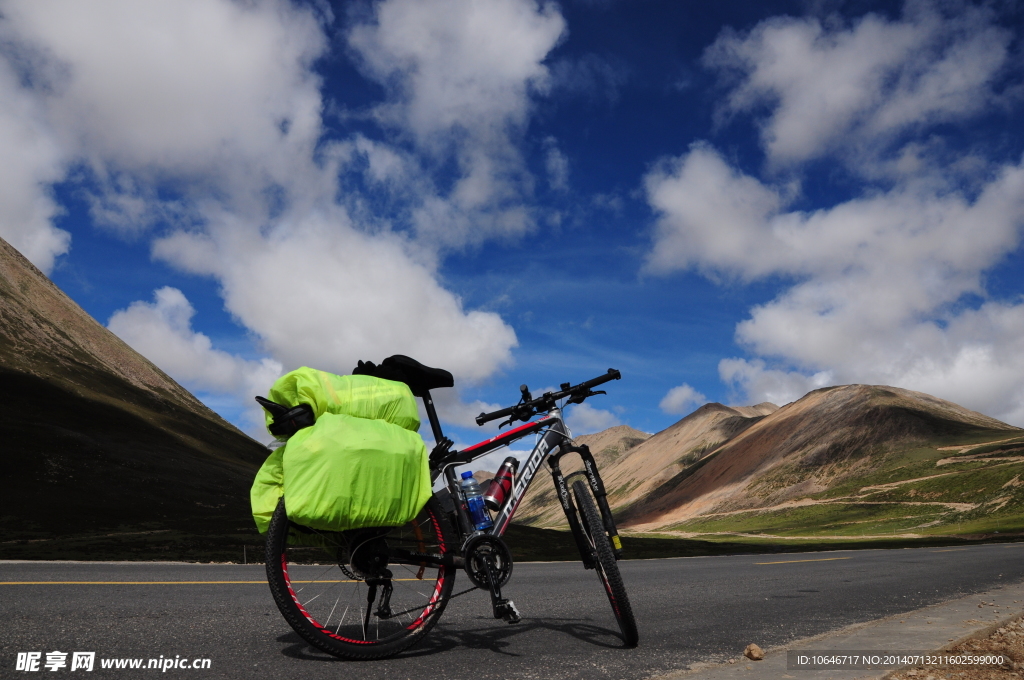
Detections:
[658, 429, 1024, 542]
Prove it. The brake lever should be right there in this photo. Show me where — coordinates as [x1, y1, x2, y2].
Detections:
[567, 389, 606, 405]
[499, 404, 537, 428]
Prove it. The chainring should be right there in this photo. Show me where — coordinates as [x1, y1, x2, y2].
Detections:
[462, 534, 513, 589]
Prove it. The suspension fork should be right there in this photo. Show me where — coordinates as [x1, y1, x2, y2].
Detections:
[551, 444, 624, 560]
[548, 448, 596, 568]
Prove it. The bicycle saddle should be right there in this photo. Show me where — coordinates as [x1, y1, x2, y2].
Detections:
[353, 354, 454, 397]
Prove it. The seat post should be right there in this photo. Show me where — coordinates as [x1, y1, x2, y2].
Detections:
[420, 390, 445, 444]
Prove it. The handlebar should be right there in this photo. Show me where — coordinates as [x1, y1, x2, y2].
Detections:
[475, 369, 621, 426]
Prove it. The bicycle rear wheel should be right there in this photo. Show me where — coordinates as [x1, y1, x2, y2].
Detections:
[265, 496, 456, 660]
[571, 479, 639, 647]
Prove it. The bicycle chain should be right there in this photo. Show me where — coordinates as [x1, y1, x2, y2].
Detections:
[378, 585, 479, 620]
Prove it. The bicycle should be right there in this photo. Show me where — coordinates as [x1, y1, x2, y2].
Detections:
[261, 355, 638, 660]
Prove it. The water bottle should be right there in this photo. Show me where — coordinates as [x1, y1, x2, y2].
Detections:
[484, 457, 519, 511]
[460, 471, 493, 531]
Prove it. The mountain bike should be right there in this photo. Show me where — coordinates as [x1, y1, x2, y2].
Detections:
[261, 355, 638, 660]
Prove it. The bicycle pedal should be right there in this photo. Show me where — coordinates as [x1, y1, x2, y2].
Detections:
[499, 600, 521, 625]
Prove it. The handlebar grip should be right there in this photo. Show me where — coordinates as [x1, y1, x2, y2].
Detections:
[475, 404, 515, 426]
[579, 368, 620, 390]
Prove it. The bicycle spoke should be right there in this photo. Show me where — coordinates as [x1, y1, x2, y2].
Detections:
[336, 606, 349, 635]
[324, 594, 340, 626]
[266, 497, 455, 657]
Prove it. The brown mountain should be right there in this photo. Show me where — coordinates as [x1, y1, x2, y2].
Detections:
[513, 424, 651, 527]
[0, 236, 268, 550]
[515, 384, 1021, 535]
[620, 384, 1018, 530]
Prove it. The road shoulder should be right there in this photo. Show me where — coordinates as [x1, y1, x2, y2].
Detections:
[652, 579, 1024, 680]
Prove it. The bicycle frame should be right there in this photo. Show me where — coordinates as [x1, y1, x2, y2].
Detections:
[423, 399, 624, 562]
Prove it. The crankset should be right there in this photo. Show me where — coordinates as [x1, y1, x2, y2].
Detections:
[462, 534, 520, 624]
[462, 534, 513, 588]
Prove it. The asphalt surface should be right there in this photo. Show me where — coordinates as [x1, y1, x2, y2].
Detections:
[2, 543, 1023, 679]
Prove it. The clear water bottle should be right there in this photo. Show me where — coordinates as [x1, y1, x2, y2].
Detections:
[460, 471, 493, 531]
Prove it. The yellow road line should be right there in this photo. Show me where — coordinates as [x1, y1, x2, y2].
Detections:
[0, 581, 267, 585]
[932, 548, 968, 553]
[755, 557, 852, 565]
[0, 579, 423, 585]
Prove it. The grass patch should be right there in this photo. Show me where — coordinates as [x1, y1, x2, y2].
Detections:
[669, 502, 953, 537]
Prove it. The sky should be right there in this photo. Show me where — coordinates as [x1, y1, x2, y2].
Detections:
[2, 0, 1024, 466]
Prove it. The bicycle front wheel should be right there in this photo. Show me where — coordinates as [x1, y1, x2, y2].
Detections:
[571, 479, 639, 647]
[265, 495, 456, 660]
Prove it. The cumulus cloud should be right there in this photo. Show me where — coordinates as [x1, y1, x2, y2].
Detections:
[107, 287, 283, 433]
[659, 383, 707, 415]
[348, 0, 566, 249]
[704, 1, 1012, 167]
[151, 210, 517, 383]
[648, 143, 1024, 423]
[2, 0, 325, 183]
[0, 0, 555, 431]
[0, 53, 68, 272]
[718, 359, 832, 409]
[647, 1, 1024, 425]
[566, 402, 620, 435]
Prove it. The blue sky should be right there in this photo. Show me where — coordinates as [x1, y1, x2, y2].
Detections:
[2, 0, 1024, 455]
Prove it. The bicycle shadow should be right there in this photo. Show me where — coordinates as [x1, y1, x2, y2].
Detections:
[276, 616, 630, 662]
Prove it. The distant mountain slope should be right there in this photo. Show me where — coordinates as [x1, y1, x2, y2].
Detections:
[618, 385, 1021, 532]
[514, 404, 777, 528]
[0, 236, 268, 543]
[513, 425, 650, 527]
[514, 385, 1023, 540]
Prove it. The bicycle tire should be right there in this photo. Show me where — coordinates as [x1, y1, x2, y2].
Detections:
[265, 495, 456, 660]
[571, 479, 639, 647]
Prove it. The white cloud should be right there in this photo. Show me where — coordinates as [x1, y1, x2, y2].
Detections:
[348, 0, 566, 249]
[647, 2, 1024, 425]
[107, 287, 283, 434]
[0, 0, 533, 432]
[2, 0, 326, 186]
[704, 1, 1012, 167]
[719, 358, 833, 409]
[647, 142, 1024, 424]
[659, 383, 707, 415]
[566, 402, 620, 435]
[644, 143, 782, 278]
[348, 0, 564, 144]
[151, 210, 518, 384]
[0, 55, 68, 272]
[543, 136, 569, 191]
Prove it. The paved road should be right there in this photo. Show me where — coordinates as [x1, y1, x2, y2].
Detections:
[2, 543, 1024, 679]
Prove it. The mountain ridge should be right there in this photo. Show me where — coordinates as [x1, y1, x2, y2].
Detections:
[514, 384, 1022, 538]
[0, 235, 269, 546]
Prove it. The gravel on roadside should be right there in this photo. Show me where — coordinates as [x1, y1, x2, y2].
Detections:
[888, 616, 1024, 680]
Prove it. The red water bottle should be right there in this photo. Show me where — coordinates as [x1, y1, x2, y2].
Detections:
[484, 457, 519, 511]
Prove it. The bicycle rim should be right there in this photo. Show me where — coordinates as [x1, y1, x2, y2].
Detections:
[571, 480, 639, 647]
[265, 497, 455, 660]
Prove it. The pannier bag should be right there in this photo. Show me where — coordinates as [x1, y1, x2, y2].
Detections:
[263, 367, 420, 435]
[250, 368, 431, 536]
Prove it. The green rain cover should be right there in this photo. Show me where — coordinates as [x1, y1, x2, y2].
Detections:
[250, 368, 431, 536]
[264, 367, 420, 434]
